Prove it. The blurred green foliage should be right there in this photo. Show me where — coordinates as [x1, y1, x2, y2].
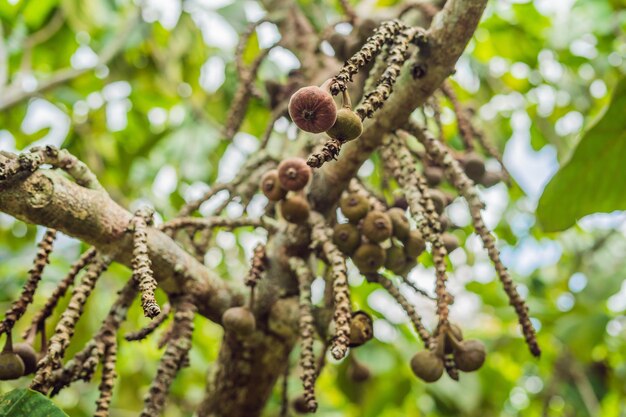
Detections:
[1, 0, 626, 417]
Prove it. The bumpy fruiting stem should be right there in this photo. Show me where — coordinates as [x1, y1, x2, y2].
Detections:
[24, 247, 97, 341]
[161, 216, 277, 233]
[140, 295, 196, 417]
[406, 121, 541, 357]
[289, 257, 318, 412]
[381, 133, 451, 335]
[125, 303, 171, 342]
[131, 207, 160, 319]
[94, 334, 117, 417]
[307, 138, 343, 168]
[0, 145, 102, 190]
[355, 26, 426, 120]
[31, 254, 111, 393]
[0, 229, 57, 335]
[369, 274, 432, 348]
[246, 244, 267, 310]
[330, 20, 406, 94]
[309, 211, 351, 360]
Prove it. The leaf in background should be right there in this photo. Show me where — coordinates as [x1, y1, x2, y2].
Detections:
[0, 389, 68, 417]
[537, 77, 626, 232]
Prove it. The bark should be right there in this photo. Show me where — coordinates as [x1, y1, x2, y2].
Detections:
[0, 0, 488, 415]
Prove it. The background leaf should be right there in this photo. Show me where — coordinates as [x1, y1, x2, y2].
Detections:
[537, 77, 626, 232]
[0, 389, 69, 417]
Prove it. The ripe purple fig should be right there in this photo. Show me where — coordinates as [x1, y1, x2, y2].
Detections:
[288, 80, 337, 133]
[277, 157, 311, 191]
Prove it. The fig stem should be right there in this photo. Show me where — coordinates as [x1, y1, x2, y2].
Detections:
[341, 89, 352, 110]
[2, 331, 14, 354]
[319, 78, 334, 93]
[447, 329, 463, 351]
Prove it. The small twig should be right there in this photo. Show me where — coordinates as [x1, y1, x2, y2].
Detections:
[0, 229, 57, 335]
[289, 257, 318, 413]
[309, 212, 351, 360]
[160, 216, 277, 233]
[131, 207, 160, 319]
[24, 247, 97, 341]
[125, 304, 171, 342]
[406, 121, 540, 357]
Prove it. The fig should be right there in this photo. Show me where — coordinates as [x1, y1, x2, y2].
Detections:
[288, 81, 337, 133]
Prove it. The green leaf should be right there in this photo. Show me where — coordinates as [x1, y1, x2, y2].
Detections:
[0, 389, 68, 417]
[537, 77, 626, 232]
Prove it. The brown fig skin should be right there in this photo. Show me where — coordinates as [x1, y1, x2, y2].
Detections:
[442, 233, 460, 253]
[453, 339, 486, 372]
[280, 195, 311, 224]
[405, 230, 426, 259]
[288, 84, 337, 133]
[353, 243, 386, 273]
[410, 350, 444, 383]
[385, 245, 408, 274]
[387, 208, 410, 241]
[361, 211, 393, 243]
[292, 395, 311, 414]
[428, 189, 447, 215]
[0, 352, 25, 380]
[13, 343, 38, 375]
[277, 157, 311, 191]
[222, 306, 256, 337]
[326, 107, 363, 143]
[480, 171, 502, 188]
[424, 166, 444, 187]
[260, 169, 287, 201]
[348, 311, 373, 348]
[339, 193, 370, 223]
[463, 152, 486, 183]
[333, 223, 361, 256]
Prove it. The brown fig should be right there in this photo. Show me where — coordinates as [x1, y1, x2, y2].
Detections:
[222, 306, 256, 336]
[393, 196, 408, 210]
[280, 195, 310, 224]
[438, 214, 450, 231]
[410, 350, 444, 383]
[339, 193, 369, 223]
[442, 233, 459, 253]
[404, 230, 426, 259]
[288, 82, 337, 133]
[278, 157, 311, 191]
[361, 211, 392, 243]
[452, 339, 486, 372]
[424, 166, 444, 187]
[13, 343, 38, 375]
[260, 169, 287, 201]
[333, 223, 361, 255]
[292, 395, 312, 414]
[480, 171, 502, 188]
[463, 152, 486, 183]
[326, 107, 363, 143]
[387, 208, 410, 241]
[352, 243, 386, 273]
[384, 245, 408, 275]
[348, 311, 373, 348]
[444, 323, 463, 354]
[428, 189, 447, 215]
[0, 353, 24, 380]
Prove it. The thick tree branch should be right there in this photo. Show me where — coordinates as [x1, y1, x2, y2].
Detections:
[0, 167, 242, 323]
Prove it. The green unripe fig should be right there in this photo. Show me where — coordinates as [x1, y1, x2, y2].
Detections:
[0, 352, 25, 380]
[333, 223, 361, 255]
[353, 243, 386, 273]
[222, 306, 256, 337]
[361, 211, 393, 243]
[387, 208, 410, 241]
[410, 350, 444, 382]
[13, 343, 38, 375]
[326, 107, 363, 143]
[385, 245, 408, 274]
[404, 230, 426, 259]
[452, 339, 486, 372]
[280, 195, 310, 224]
[339, 193, 370, 223]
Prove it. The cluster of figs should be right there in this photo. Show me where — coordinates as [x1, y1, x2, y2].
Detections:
[260, 157, 313, 224]
[333, 191, 459, 275]
[411, 323, 486, 383]
[0, 336, 40, 380]
[288, 79, 363, 143]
